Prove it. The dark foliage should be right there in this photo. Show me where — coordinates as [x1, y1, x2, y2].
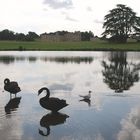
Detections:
[0, 29, 39, 41]
[102, 4, 140, 43]
[81, 31, 94, 41]
[102, 52, 139, 92]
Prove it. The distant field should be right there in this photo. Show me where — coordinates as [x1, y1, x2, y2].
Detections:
[0, 40, 140, 51]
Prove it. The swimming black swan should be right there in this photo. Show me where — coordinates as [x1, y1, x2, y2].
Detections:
[38, 87, 68, 112]
[5, 97, 21, 114]
[4, 78, 21, 98]
[39, 112, 69, 136]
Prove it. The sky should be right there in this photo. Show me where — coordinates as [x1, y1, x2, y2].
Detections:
[0, 0, 140, 36]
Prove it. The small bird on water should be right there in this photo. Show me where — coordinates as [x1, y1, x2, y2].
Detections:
[79, 90, 92, 100]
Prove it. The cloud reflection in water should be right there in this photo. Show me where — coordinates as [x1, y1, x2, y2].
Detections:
[117, 106, 140, 140]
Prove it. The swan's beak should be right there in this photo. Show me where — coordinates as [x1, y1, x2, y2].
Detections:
[38, 90, 41, 96]
[38, 88, 44, 96]
[89, 90, 92, 93]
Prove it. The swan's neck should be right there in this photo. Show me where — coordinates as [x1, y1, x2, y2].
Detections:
[4, 78, 10, 85]
[45, 88, 50, 99]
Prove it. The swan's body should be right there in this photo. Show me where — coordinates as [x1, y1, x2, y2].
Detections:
[79, 91, 91, 100]
[4, 78, 21, 98]
[38, 87, 68, 112]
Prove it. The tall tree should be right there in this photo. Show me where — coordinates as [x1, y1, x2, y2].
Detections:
[102, 4, 140, 43]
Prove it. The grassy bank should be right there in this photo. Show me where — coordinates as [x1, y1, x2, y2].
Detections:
[0, 40, 140, 51]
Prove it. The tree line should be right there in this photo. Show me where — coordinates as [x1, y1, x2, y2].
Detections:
[0, 29, 94, 41]
[0, 29, 39, 41]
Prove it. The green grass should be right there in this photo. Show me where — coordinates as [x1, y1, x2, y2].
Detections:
[0, 40, 140, 51]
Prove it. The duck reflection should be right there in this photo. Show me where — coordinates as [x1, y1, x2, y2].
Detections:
[5, 97, 21, 114]
[102, 52, 139, 93]
[39, 112, 69, 136]
[79, 99, 91, 107]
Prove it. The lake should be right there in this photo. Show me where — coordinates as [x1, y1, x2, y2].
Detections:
[0, 51, 140, 140]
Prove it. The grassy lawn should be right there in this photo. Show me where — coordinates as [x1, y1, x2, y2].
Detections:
[0, 40, 140, 51]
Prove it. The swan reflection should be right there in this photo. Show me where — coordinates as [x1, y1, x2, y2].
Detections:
[39, 112, 69, 136]
[5, 97, 21, 114]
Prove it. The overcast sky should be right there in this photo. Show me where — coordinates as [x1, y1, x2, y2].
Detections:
[0, 0, 140, 36]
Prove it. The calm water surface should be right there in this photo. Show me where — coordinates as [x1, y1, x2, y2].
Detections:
[0, 51, 140, 140]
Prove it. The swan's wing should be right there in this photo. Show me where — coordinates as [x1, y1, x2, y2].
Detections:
[79, 95, 86, 98]
[11, 81, 19, 87]
[48, 98, 67, 106]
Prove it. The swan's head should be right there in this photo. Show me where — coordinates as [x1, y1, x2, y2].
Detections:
[4, 78, 10, 85]
[38, 87, 50, 96]
[89, 90, 92, 93]
[88, 91, 92, 97]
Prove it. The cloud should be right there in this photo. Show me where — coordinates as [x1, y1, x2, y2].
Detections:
[43, 0, 73, 9]
[86, 6, 93, 12]
[61, 11, 78, 22]
[65, 15, 78, 22]
[42, 8, 48, 11]
[94, 19, 103, 24]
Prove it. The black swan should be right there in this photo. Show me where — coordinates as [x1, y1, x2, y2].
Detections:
[39, 112, 69, 136]
[5, 97, 21, 114]
[38, 87, 68, 112]
[4, 78, 21, 98]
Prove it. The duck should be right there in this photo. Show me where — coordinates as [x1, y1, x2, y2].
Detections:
[4, 78, 21, 98]
[79, 90, 92, 100]
[39, 112, 69, 136]
[38, 87, 68, 112]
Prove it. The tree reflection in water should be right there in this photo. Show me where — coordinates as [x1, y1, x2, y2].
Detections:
[102, 52, 139, 92]
[0, 55, 93, 64]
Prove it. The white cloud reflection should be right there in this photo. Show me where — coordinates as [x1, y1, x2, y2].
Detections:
[117, 105, 140, 140]
[0, 116, 23, 140]
[61, 133, 104, 140]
